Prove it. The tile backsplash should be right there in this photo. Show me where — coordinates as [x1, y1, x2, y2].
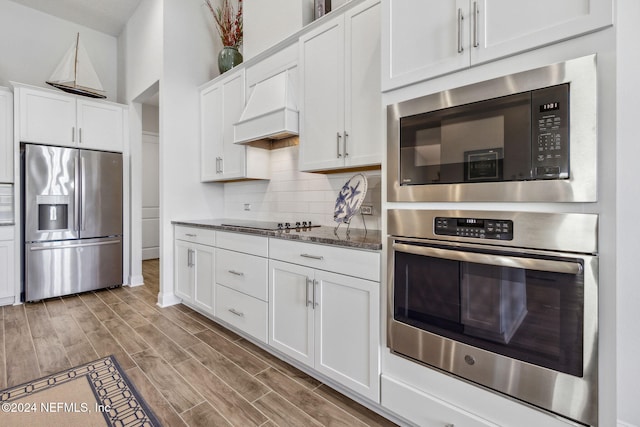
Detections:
[224, 146, 381, 230]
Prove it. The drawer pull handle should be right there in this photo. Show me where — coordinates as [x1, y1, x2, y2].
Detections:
[228, 308, 244, 317]
[300, 253, 324, 261]
[228, 270, 244, 276]
[185, 233, 197, 237]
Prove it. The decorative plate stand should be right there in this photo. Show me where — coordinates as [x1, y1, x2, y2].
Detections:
[333, 173, 368, 235]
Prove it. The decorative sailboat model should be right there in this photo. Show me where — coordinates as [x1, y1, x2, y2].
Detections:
[46, 33, 106, 99]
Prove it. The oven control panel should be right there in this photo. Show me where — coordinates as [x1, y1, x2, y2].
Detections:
[434, 217, 514, 240]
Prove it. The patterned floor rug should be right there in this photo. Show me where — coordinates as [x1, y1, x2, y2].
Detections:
[0, 355, 160, 426]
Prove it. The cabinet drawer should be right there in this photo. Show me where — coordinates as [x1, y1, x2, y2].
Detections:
[381, 375, 498, 427]
[216, 231, 268, 257]
[269, 238, 380, 282]
[175, 226, 216, 246]
[215, 284, 268, 343]
[215, 248, 268, 301]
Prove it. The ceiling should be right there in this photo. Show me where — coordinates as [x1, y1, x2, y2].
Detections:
[8, 0, 144, 36]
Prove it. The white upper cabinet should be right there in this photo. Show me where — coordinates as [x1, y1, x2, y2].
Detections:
[15, 83, 125, 152]
[76, 99, 125, 152]
[299, 0, 382, 172]
[200, 69, 270, 182]
[0, 87, 13, 183]
[382, 0, 613, 91]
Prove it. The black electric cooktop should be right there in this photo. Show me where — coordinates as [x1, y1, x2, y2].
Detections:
[220, 220, 319, 231]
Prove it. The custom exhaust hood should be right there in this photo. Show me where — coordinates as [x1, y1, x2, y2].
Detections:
[233, 71, 299, 146]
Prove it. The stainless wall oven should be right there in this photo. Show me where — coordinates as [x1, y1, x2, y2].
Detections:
[387, 209, 598, 426]
[387, 55, 597, 202]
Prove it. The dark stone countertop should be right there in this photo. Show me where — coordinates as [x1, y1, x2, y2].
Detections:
[172, 219, 382, 251]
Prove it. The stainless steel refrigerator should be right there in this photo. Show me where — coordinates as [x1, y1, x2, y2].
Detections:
[22, 143, 123, 301]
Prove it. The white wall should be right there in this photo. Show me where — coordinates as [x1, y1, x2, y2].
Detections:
[119, 0, 163, 103]
[0, 0, 118, 100]
[243, 0, 313, 60]
[616, 1, 640, 426]
[159, 0, 225, 305]
[224, 145, 381, 230]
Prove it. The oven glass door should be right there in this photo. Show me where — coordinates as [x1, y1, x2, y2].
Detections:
[393, 242, 584, 377]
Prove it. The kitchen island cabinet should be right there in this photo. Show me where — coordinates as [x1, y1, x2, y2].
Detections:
[382, 0, 613, 91]
[14, 82, 126, 152]
[299, 0, 382, 172]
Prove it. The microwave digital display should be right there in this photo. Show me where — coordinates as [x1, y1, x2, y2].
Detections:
[540, 102, 560, 112]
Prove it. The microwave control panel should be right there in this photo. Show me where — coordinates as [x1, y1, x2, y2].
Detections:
[434, 217, 514, 240]
[531, 84, 570, 180]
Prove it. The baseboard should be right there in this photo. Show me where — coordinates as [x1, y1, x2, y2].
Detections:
[157, 292, 181, 308]
[619, 420, 639, 427]
[128, 274, 145, 287]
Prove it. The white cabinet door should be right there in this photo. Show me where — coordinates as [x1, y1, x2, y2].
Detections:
[472, 0, 613, 65]
[0, 228, 14, 302]
[76, 99, 124, 152]
[300, 0, 382, 171]
[193, 242, 215, 313]
[200, 83, 223, 181]
[200, 70, 248, 181]
[0, 88, 12, 183]
[382, 0, 612, 90]
[174, 240, 194, 303]
[382, 0, 468, 91]
[269, 260, 315, 367]
[19, 87, 76, 146]
[220, 70, 246, 180]
[299, 14, 345, 172]
[344, 0, 382, 168]
[314, 270, 380, 401]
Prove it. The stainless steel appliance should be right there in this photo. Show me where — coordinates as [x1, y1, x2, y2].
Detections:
[22, 143, 123, 301]
[387, 54, 597, 202]
[387, 209, 598, 426]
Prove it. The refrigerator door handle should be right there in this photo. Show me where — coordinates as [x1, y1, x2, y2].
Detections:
[29, 240, 120, 251]
[81, 156, 86, 231]
[74, 155, 80, 231]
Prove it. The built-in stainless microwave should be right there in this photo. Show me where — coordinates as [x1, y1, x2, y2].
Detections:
[387, 55, 597, 202]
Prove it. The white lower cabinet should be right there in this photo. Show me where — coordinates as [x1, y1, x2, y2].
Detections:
[214, 233, 269, 344]
[269, 240, 380, 402]
[0, 226, 15, 305]
[174, 227, 216, 312]
[174, 225, 381, 402]
[381, 375, 498, 427]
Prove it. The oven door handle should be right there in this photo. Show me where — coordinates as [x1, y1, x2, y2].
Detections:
[393, 243, 583, 275]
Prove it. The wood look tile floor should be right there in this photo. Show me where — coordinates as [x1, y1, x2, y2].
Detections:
[0, 259, 398, 427]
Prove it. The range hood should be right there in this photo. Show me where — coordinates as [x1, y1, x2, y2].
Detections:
[234, 71, 299, 145]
